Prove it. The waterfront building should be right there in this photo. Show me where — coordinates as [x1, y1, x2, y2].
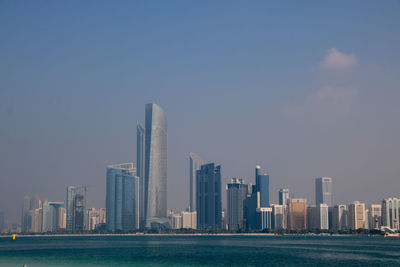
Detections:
[271, 204, 287, 230]
[226, 178, 248, 230]
[189, 153, 203, 212]
[85, 208, 103, 231]
[368, 204, 381, 230]
[169, 213, 183, 229]
[66, 186, 76, 231]
[136, 123, 146, 228]
[181, 211, 197, 229]
[42, 202, 64, 232]
[308, 204, 329, 230]
[381, 198, 400, 230]
[279, 189, 289, 205]
[257, 207, 273, 230]
[348, 201, 366, 230]
[332, 204, 348, 230]
[288, 198, 307, 230]
[106, 163, 140, 231]
[30, 195, 42, 210]
[196, 163, 222, 230]
[144, 103, 169, 229]
[21, 195, 30, 232]
[245, 184, 258, 230]
[73, 194, 85, 231]
[255, 165, 269, 207]
[0, 211, 4, 232]
[315, 177, 333, 207]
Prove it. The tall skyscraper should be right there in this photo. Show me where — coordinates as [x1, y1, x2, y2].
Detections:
[197, 163, 222, 230]
[255, 165, 269, 207]
[381, 198, 399, 230]
[226, 178, 248, 230]
[136, 123, 145, 228]
[279, 188, 289, 205]
[288, 198, 307, 230]
[332, 204, 348, 230]
[106, 163, 140, 231]
[189, 152, 203, 212]
[73, 194, 85, 231]
[348, 201, 366, 230]
[315, 177, 333, 206]
[245, 184, 258, 230]
[21, 195, 31, 232]
[368, 204, 382, 230]
[271, 204, 287, 230]
[66, 186, 76, 231]
[42, 202, 64, 232]
[144, 103, 169, 229]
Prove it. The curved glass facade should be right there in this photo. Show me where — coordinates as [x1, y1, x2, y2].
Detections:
[145, 103, 168, 228]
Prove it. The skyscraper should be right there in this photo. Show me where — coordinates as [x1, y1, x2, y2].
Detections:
[315, 177, 333, 206]
[66, 186, 76, 231]
[189, 152, 203, 212]
[332, 204, 348, 230]
[136, 123, 145, 228]
[288, 198, 307, 230]
[73, 194, 85, 231]
[271, 204, 287, 230]
[348, 201, 366, 230]
[255, 165, 269, 207]
[144, 103, 169, 229]
[381, 198, 399, 230]
[197, 163, 222, 230]
[226, 178, 248, 230]
[245, 184, 258, 230]
[279, 188, 289, 205]
[106, 163, 140, 231]
[21, 195, 30, 232]
[368, 204, 382, 230]
[42, 202, 64, 232]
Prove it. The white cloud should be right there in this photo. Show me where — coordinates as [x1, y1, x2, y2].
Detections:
[320, 48, 357, 69]
[283, 86, 357, 120]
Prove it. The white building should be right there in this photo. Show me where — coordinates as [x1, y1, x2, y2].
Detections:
[182, 211, 197, 229]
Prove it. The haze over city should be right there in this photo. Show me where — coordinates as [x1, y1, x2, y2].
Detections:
[1, 1, 400, 224]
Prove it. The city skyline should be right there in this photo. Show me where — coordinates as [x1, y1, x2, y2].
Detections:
[1, 1, 400, 223]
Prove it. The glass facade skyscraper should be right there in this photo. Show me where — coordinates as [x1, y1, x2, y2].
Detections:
[106, 163, 140, 230]
[136, 123, 145, 228]
[66, 186, 75, 231]
[189, 152, 203, 212]
[315, 177, 333, 206]
[196, 163, 222, 230]
[279, 188, 289, 205]
[255, 165, 269, 207]
[226, 178, 248, 230]
[144, 103, 169, 229]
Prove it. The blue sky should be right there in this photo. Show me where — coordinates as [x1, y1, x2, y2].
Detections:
[1, 1, 399, 222]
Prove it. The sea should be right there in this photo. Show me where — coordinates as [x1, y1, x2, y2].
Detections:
[0, 235, 399, 266]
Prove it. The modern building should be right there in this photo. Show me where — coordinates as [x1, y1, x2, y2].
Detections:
[196, 163, 222, 230]
[136, 123, 146, 228]
[381, 198, 399, 230]
[348, 201, 366, 230]
[332, 204, 348, 230]
[271, 204, 287, 230]
[0, 211, 4, 232]
[257, 207, 273, 230]
[368, 204, 381, 230]
[66, 186, 76, 231]
[288, 198, 307, 230]
[189, 152, 203, 212]
[255, 165, 269, 207]
[21, 195, 31, 232]
[42, 202, 65, 232]
[106, 163, 140, 231]
[144, 103, 169, 229]
[279, 189, 290, 205]
[169, 213, 183, 229]
[73, 194, 85, 231]
[308, 204, 329, 230]
[226, 178, 248, 230]
[181, 211, 197, 229]
[245, 184, 258, 230]
[315, 177, 333, 207]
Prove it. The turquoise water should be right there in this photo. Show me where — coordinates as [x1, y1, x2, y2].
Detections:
[0, 235, 399, 266]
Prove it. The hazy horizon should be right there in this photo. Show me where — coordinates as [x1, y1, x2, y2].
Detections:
[1, 1, 400, 223]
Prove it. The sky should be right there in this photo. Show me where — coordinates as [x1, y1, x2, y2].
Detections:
[1, 1, 400, 223]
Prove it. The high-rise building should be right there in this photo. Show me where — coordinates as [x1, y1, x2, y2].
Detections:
[73, 194, 85, 231]
[30, 195, 42, 210]
[106, 163, 140, 231]
[271, 204, 287, 230]
[42, 202, 64, 232]
[381, 198, 399, 230]
[257, 207, 273, 230]
[66, 186, 76, 231]
[312, 204, 329, 230]
[0, 211, 4, 232]
[368, 204, 381, 230]
[189, 153, 203, 212]
[315, 177, 333, 207]
[21, 195, 31, 232]
[144, 103, 169, 229]
[245, 184, 258, 230]
[288, 198, 307, 230]
[348, 201, 366, 230]
[279, 189, 289, 205]
[226, 178, 248, 230]
[332, 204, 348, 230]
[255, 165, 269, 207]
[196, 163, 222, 230]
[136, 123, 145, 228]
